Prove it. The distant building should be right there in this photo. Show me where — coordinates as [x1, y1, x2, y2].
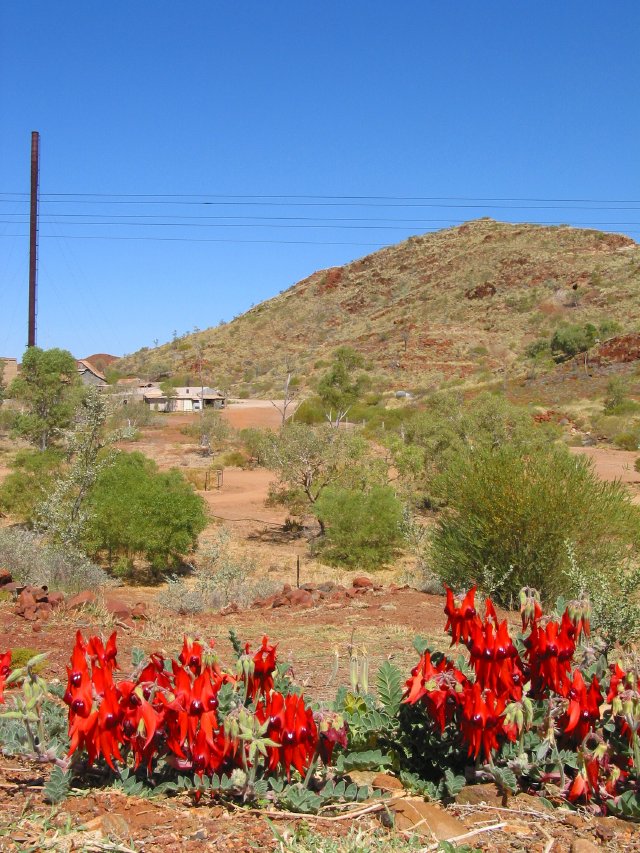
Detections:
[0, 357, 18, 386]
[76, 359, 108, 387]
[143, 386, 226, 412]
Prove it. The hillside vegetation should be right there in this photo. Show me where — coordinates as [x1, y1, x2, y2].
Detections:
[115, 219, 640, 395]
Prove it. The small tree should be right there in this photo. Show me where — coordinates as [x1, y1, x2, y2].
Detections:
[259, 423, 386, 530]
[35, 388, 132, 548]
[430, 444, 640, 605]
[159, 380, 177, 412]
[11, 347, 81, 450]
[314, 485, 404, 568]
[317, 347, 369, 427]
[271, 371, 297, 427]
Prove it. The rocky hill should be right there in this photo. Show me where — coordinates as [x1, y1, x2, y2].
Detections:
[114, 219, 640, 396]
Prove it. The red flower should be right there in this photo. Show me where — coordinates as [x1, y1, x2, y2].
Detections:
[258, 692, 318, 779]
[0, 650, 11, 703]
[460, 683, 511, 761]
[403, 651, 467, 731]
[562, 670, 602, 744]
[467, 615, 523, 701]
[245, 636, 278, 700]
[86, 632, 119, 670]
[314, 710, 348, 766]
[524, 612, 575, 697]
[444, 586, 478, 645]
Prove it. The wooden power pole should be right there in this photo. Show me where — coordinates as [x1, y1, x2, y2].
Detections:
[28, 130, 40, 348]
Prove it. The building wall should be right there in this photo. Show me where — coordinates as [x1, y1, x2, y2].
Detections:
[0, 358, 18, 386]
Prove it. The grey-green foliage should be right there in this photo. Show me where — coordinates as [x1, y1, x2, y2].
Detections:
[0, 527, 111, 593]
[260, 422, 387, 520]
[563, 541, 640, 645]
[157, 528, 279, 613]
[0, 694, 68, 759]
[270, 826, 425, 853]
[35, 387, 133, 548]
[430, 443, 640, 608]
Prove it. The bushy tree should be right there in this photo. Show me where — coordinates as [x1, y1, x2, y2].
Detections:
[317, 347, 370, 426]
[10, 347, 81, 450]
[430, 444, 640, 605]
[392, 391, 558, 507]
[314, 485, 404, 569]
[83, 451, 207, 571]
[259, 423, 386, 529]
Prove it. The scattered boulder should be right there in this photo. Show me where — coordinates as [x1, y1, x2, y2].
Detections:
[104, 597, 132, 620]
[0, 568, 12, 587]
[352, 576, 373, 589]
[131, 601, 149, 620]
[286, 588, 314, 608]
[14, 584, 63, 622]
[65, 590, 97, 610]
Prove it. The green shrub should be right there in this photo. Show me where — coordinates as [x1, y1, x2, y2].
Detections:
[430, 445, 640, 606]
[613, 431, 640, 451]
[314, 486, 404, 569]
[293, 396, 325, 425]
[83, 451, 208, 572]
[0, 448, 63, 523]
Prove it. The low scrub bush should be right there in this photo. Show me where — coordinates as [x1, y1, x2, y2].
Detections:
[158, 530, 279, 612]
[430, 445, 640, 617]
[0, 527, 111, 593]
[613, 431, 640, 451]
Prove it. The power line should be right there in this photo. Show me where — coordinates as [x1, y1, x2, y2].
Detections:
[4, 191, 640, 203]
[4, 211, 640, 227]
[0, 233, 393, 246]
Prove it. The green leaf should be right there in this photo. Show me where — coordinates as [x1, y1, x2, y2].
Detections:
[444, 768, 465, 797]
[131, 647, 146, 667]
[413, 636, 430, 655]
[492, 766, 517, 794]
[43, 766, 70, 804]
[335, 749, 393, 772]
[376, 660, 404, 717]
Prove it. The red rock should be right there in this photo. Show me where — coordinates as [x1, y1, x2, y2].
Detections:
[66, 590, 97, 610]
[104, 598, 131, 619]
[2, 582, 23, 594]
[282, 584, 293, 595]
[47, 592, 65, 608]
[131, 602, 149, 619]
[0, 568, 12, 586]
[33, 587, 50, 603]
[300, 583, 316, 592]
[271, 595, 289, 608]
[32, 620, 43, 633]
[352, 576, 373, 589]
[16, 589, 37, 611]
[287, 588, 313, 607]
[22, 606, 39, 620]
[328, 589, 347, 602]
[220, 602, 239, 616]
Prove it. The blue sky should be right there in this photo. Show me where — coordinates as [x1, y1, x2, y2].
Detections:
[1, 2, 639, 359]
